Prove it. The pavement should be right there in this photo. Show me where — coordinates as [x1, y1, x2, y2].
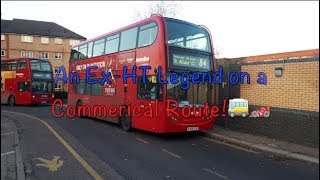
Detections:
[1, 104, 319, 180]
[203, 126, 319, 165]
[1, 112, 25, 180]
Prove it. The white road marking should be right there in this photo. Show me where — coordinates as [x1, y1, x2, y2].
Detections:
[161, 149, 182, 159]
[1, 151, 15, 156]
[202, 168, 231, 180]
[136, 138, 149, 144]
[1, 123, 9, 126]
[203, 137, 258, 154]
[1, 132, 14, 136]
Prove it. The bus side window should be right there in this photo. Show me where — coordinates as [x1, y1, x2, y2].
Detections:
[17, 81, 30, 92]
[105, 34, 119, 54]
[120, 27, 138, 51]
[90, 78, 102, 96]
[18, 60, 27, 69]
[75, 79, 86, 94]
[79, 44, 88, 59]
[71, 46, 79, 60]
[1, 62, 7, 70]
[138, 22, 158, 48]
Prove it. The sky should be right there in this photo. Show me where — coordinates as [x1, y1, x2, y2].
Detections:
[1, 1, 319, 58]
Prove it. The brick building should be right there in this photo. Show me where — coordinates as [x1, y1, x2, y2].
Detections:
[216, 49, 319, 148]
[1, 18, 86, 92]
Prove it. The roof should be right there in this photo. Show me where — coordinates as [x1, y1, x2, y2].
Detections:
[1, 18, 86, 40]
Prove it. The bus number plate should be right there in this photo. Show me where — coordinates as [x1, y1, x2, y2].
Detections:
[41, 101, 47, 104]
[187, 127, 199, 131]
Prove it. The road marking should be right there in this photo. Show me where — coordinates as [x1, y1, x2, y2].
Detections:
[203, 137, 258, 154]
[1, 151, 15, 156]
[116, 129, 127, 134]
[202, 168, 231, 180]
[1, 123, 9, 126]
[136, 138, 149, 144]
[161, 149, 182, 159]
[34, 156, 64, 172]
[4, 111, 103, 180]
[1, 132, 14, 136]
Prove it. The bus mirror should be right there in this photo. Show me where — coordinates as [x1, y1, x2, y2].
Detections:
[151, 76, 157, 83]
[19, 89, 23, 92]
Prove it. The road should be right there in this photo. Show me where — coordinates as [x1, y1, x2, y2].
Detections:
[1, 105, 319, 180]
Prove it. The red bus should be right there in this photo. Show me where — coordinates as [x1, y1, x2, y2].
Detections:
[67, 15, 217, 133]
[1, 58, 55, 106]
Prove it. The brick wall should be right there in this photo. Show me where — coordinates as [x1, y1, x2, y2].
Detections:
[216, 56, 319, 148]
[240, 58, 319, 112]
[1, 34, 83, 92]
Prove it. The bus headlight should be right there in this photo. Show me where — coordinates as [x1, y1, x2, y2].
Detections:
[32, 95, 35, 98]
[52, 94, 55, 98]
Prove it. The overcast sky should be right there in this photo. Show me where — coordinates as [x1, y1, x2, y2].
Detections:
[1, 1, 319, 58]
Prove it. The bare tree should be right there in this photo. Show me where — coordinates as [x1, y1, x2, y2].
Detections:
[133, 1, 180, 21]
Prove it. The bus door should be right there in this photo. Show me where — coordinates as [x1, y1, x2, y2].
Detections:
[134, 76, 163, 132]
[16, 81, 31, 104]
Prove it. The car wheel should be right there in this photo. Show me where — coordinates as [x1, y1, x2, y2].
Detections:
[8, 96, 15, 107]
[264, 111, 270, 118]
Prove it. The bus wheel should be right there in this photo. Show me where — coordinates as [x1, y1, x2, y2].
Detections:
[241, 113, 247, 118]
[120, 110, 131, 131]
[229, 112, 235, 117]
[8, 96, 15, 107]
[76, 101, 83, 118]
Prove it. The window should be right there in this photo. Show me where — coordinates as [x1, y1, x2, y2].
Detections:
[105, 34, 119, 54]
[166, 18, 211, 52]
[74, 80, 86, 94]
[17, 60, 27, 69]
[54, 83, 62, 91]
[41, 37, 49, 44]
[79, 44, 88, 59]
[120, 27, 138, 51]
[1, 62, 7, 70]
[8, 62, 17, 70]
[70, 39, 80, 46]
[55, 38, 62, 44]
[21, 35, 33, 43]
[92, 39, 105, 57]
[87, 42, 93, 58]
[30, 60, 52, 71]
[138, 22, 158, 47]
[1, 50, 5, 57]
[54, 53, 62, 60]
[90, 79, 102, 96]
[1, 35, 5, 41]
[18, 81, 30, 92]
[40, 52, 49, 59]
[20, 51, 33, 58]
[230, 102, 235, 109]
[137, 76, 163, 100]
[71, 46, 79, 60]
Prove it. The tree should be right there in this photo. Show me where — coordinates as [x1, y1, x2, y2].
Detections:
[133, 1, 180, 21]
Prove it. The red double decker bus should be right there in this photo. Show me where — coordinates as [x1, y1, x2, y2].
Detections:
[1, 58, 55, 106]
[67, 15, 217, 133]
